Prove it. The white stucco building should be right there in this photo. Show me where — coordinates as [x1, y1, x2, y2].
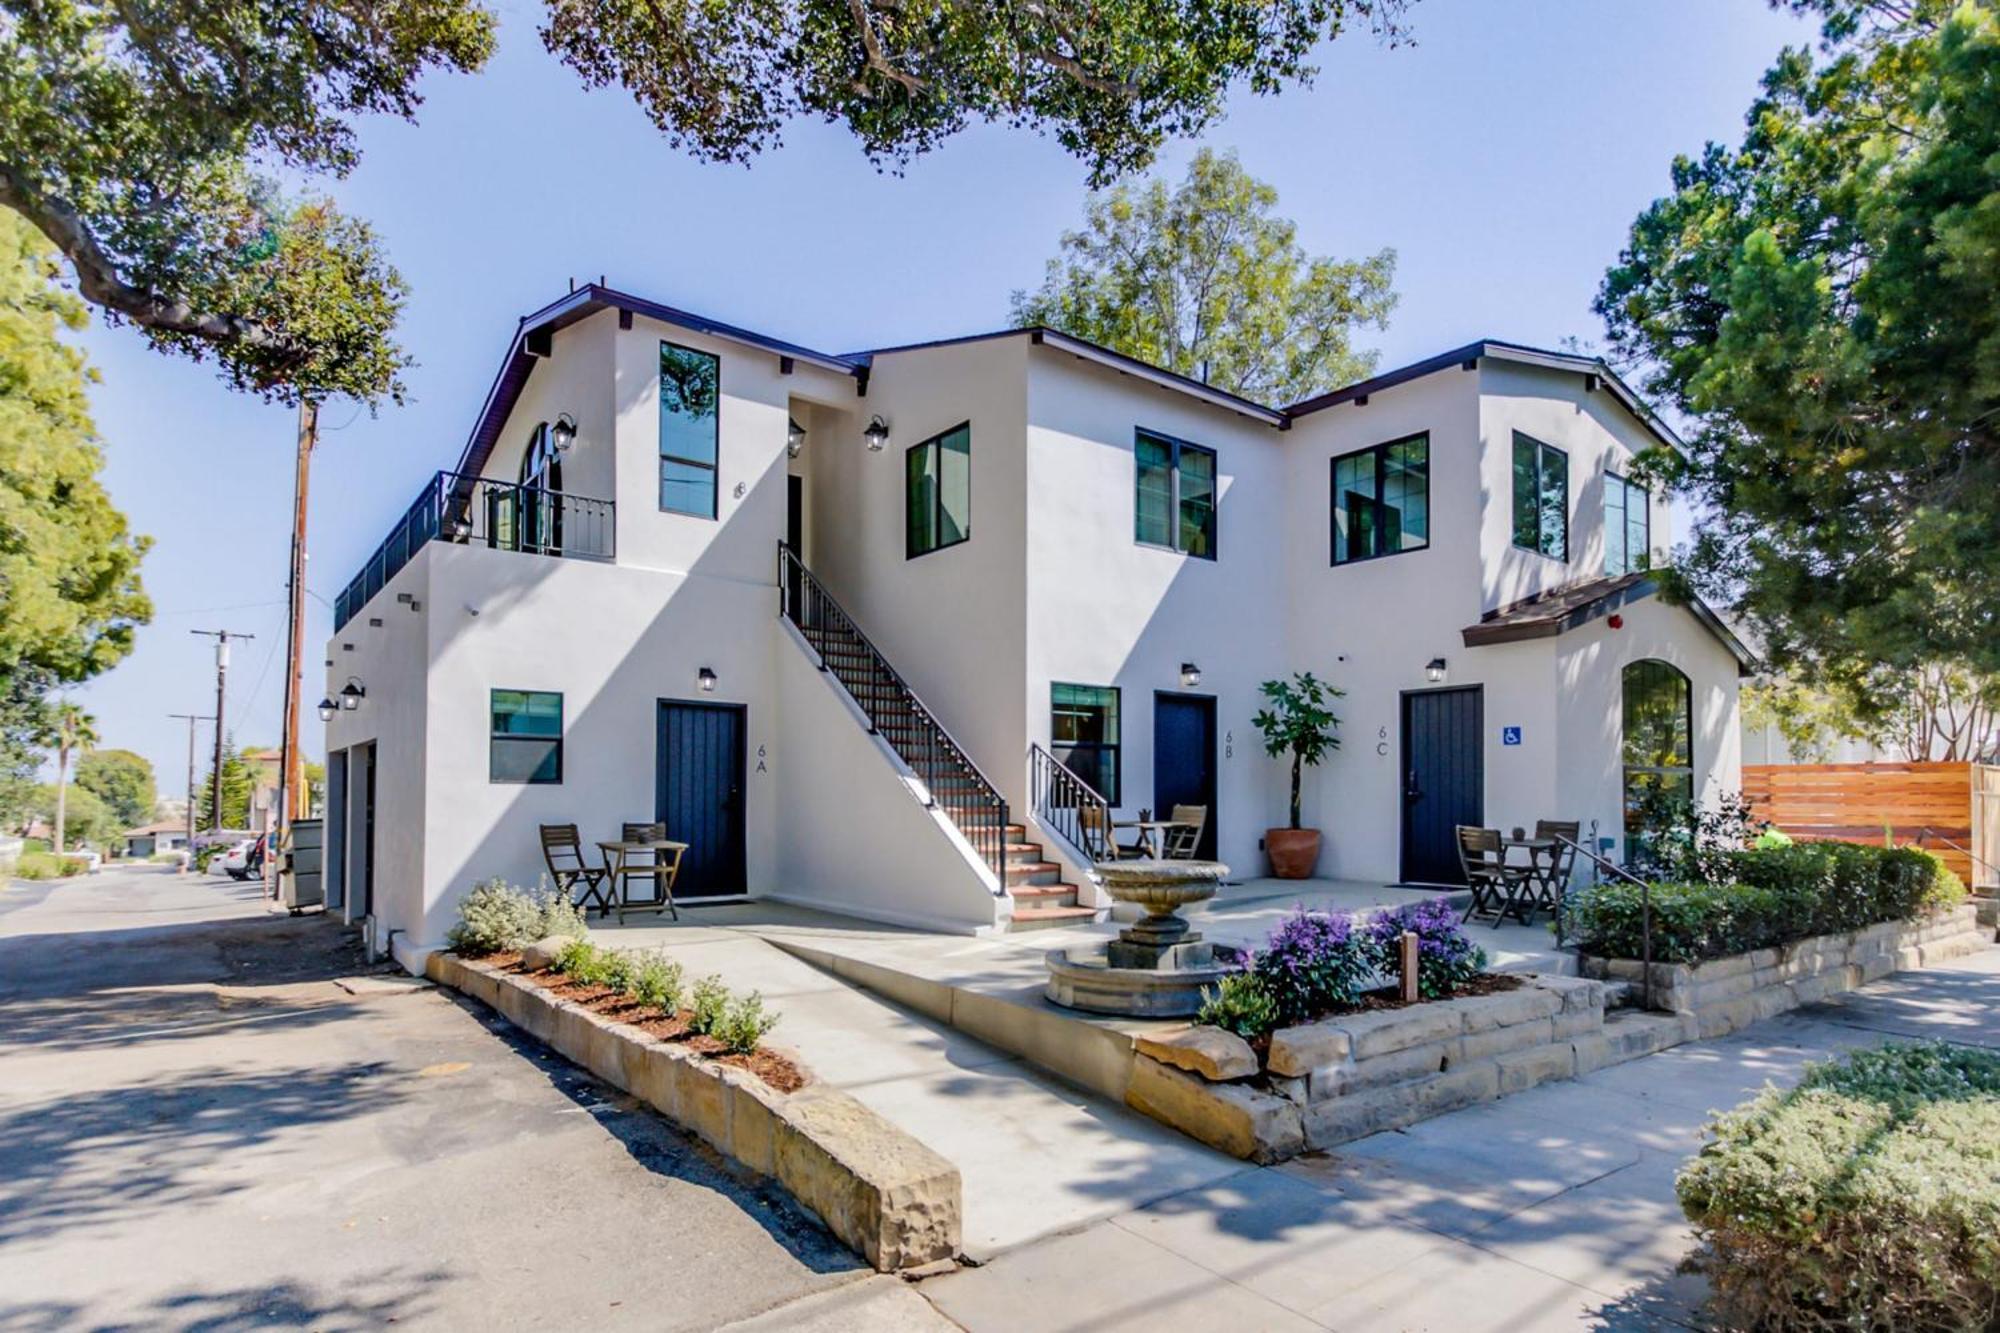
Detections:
[319, 284, 1750, 955]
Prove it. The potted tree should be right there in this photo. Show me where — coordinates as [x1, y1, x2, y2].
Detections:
[1253, 672, 1343, 879]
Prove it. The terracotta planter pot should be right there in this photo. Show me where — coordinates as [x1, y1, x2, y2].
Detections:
[1265, 828, 1322, 880]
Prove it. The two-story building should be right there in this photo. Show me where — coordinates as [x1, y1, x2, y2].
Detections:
[319, 283, 1750, 958]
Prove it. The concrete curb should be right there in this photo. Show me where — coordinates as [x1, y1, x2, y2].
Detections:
[427, 952, 961, 1272]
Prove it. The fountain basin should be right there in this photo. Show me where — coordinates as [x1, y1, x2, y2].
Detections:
[1044, 858, 1237, 1017]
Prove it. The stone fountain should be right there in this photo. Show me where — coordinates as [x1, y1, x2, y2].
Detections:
[1043, 859, 1235, 1017]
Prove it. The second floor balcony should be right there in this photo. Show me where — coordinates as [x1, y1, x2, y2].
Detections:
[333, 471, 615, 631]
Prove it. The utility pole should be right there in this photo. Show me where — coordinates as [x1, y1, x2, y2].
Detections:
[277, 399, 318, 836]
[168, 712, 214, 871]
[189, 630, 253, 835]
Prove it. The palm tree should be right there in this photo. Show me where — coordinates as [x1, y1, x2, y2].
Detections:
[51, 702, 99, 854]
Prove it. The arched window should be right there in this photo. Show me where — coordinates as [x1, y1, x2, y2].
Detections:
[509, 422, 563, 553]
[1622, 659, 1692, 859]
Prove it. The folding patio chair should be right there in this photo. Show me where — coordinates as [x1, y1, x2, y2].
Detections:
[1456, 825, 1533, 925]
[1162, 804, 1208, 859]
[1531, 819, 1582, 920]
[540, 823, 612, 916]
[1078, 805, 1143, 864]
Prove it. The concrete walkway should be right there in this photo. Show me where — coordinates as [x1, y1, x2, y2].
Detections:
[918, 944, 2000, 1331]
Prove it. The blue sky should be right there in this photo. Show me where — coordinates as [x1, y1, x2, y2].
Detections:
[67, 0, 1816, 799]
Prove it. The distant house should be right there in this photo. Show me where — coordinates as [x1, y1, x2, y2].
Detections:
[321, 284, 1751, 954]
[123, 821, 190, 857]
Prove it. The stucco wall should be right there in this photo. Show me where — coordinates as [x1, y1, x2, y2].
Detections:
[479, 310, 617, 506]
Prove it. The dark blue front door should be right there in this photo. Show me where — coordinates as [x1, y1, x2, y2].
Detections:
[1153, 692, 1218, 860]
[656, 700, 746, 896]
[1400, 685, 1483, 885]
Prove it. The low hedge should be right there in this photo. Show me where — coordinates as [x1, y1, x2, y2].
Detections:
[14, 851, 88, 880]
[1678, 1042, 2000, 1331]
[1563, 842, 1966, 964]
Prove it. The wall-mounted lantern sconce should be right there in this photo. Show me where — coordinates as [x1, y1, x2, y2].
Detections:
[697, 667, 718, 693]
[1180, 662, 1203, 688]
[551, 412, 578, 454]
[787, 416, 807, 459]
[316, 696, 338, 722]
[339, 677, 367, 710]
[863, 415, 890, 452]
[1425, 657, 1448, 684]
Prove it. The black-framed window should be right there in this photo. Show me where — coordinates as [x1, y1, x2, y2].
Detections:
[1622, 660, 1692, 863]
[491, 689, 562, 784]
[1604, 472, 1650, 576]
[1051, 683, 1120, 804]
[906, 422, 971, 558]
[1512, 432, 1569, 560]
[1330, 433, 1429, 565]
[659, 341, 720, 518]
[1135, 429, 1217, 559]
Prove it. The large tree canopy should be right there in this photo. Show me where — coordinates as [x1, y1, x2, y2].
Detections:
[1596, 0, 2000, 681]
[543, 0, 1411, 187]
[0, 0, 494, 404]
[1011, 148, 1397, 402]
[75, 748, 157, 830]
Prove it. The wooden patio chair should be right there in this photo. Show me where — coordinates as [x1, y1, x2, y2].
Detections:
[1530, 819, 1582, 920]
[1456, 825, 1532, 925]
[1162, 804, 1208, 860]
[1078, 805, 1143, 865]
[540, 824, 611, 916]
[614, 820, 682, 921]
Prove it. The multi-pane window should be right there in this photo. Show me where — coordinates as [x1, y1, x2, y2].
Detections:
[1622, 660, 1692, 866]
[906, 423, 971, 558]
[1604, 473, 1650, 576]
[1051, 684, 1120, 804]
[1135, 429, 1217, 559]
[659, 342, 720, 518]
[491, 689, 562, 784]
[1512, 433, 1569, 560]
[1330, 433, 1430, 565]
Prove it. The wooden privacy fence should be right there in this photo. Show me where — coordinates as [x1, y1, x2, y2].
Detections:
[1743, 762, 1998, 889]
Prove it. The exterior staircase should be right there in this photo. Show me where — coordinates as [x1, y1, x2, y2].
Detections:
[779, 544, 1094, 933]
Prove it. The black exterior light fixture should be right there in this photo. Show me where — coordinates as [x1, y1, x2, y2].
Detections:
[1425, 657, 1448, 684]
[863, 415, 890, 452]
[787, 416, 807, 459]
[316, 696, 338, 722]
[697, 666, 718, 693]
[551, 412, 578, 454]
[1180, 662, 1202, 688]
[339, 677, 367, 710]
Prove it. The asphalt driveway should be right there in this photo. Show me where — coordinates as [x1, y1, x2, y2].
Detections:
[0, 865, 939, 1332]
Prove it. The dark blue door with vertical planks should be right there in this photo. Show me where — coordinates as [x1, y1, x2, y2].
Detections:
[657, 700, 746, 896]
[1154, 692, 1218, 861]
[1400, 685, 1483, 885]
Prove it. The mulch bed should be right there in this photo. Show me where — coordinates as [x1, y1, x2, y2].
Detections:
[463, 952, 808, 1094]
[1351, 971, 1524, 1013]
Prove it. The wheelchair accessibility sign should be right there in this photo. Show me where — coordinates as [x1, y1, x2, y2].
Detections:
[1501, 726, 1522, 746]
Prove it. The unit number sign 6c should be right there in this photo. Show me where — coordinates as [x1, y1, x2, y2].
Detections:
[1376, 725, 1389, 757]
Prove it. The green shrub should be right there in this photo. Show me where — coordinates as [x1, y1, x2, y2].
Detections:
[598, 949, 637, 994]
[447, 879, 591, 957]
[713, 990, 780, 1054]
[1197, 970, 1280, 1040]
[1678, 1042, 2000, 1330]
[687, 974, 729, 1035]
[534, 888, 590, 943]
[15, 851, 86, 880]
[555, 938, 615, 986]
[628, 953, 684, 1012]
[1564, 840, 1968, 963]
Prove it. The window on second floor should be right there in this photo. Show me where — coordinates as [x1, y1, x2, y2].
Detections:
[660, 341, 720, 518]
[1330, 433, 1429, 565]
[1135, 429, 1217, 559]
[1512, 432, 1569, 561]
[1051, 683, 1120, 804]
[1604, 472, 1651, 576]
[906, 423, 971, 558]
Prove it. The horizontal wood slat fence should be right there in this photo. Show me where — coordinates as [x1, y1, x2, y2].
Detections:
[1743, 762, 1997, 888]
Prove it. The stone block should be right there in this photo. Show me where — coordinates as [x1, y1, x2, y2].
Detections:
[1691, 952, 1754, 982]
[1552, 1005, 1603, 1041]
[1786, 975, 1830, 1009]
[1460, 1017, 1554, 1064]
[1463, 986, 1563, 1032]
[1312, 1040, 1454, 1100]
[1895, 946, 1924, 973]
[1496, 1043, 1575, 1094]
[1688, 970, 1756, 1006]
[1751, 986, 1795, 1021]
[1266, 1021, 1351, 1077]
[1125, 1057, 1303, 1163]
[726, 1068, 784, 1177]
[1697, 995, 1760, 1040]
[1530, 975, 1605, 1013]
[520, 935, 573, 971]
[1749, 947, 1781, 971]
[774, 1087, 960, 1272]
[679, 1054, 733, 1155]
[1267, 1074, 1308, 1105]
[629, 1039, 684, 1120]
[1339, 1004, 1464, 1060]
[1302, 1064, 1500, 1149]
[1859, 954, 1895, 983]
[1135, 1025, 1258, 1082]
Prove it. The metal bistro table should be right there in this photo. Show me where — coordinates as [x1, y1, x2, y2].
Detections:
[1501, 835, 1561, 922]
[1116, 819, 1199, 860]
[596, 838, 689, 921]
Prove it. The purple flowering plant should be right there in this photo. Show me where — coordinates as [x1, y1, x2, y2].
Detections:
[1366, 898, 1486, 999]
[1253, 907, 1374, 1025]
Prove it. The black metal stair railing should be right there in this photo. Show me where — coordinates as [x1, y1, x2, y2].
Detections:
[777, 542, 1008, 888]
[1029, 742, 1112, 869]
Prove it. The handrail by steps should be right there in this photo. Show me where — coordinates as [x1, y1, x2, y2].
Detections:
[1550, 833, 1655, 1011]
[776, 542, 1008, 889]
[1028, 742, 1112, 872]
